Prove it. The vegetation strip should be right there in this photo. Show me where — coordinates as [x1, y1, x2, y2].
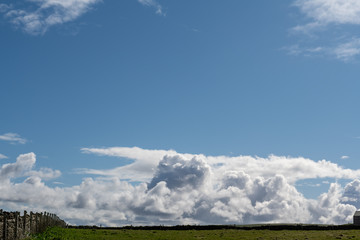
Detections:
[32, 227, 360, 240]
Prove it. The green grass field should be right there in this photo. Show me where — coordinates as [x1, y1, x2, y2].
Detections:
[30, 227, 360, 240]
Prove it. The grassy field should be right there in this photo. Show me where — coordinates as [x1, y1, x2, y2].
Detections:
[30, 227, 360, 240]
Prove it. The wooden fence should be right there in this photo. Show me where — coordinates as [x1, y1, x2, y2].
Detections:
[0, 209, 66, 240]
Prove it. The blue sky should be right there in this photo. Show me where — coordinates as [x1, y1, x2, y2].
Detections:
[1, 0, 360, 226]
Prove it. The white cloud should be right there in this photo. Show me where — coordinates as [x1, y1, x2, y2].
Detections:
[27, 168, 61, 180]
[290, 0, 360, 62]
[283, 45, 324, 57]
[341, 156, 350, 160]
[1, 0, 101, 35]
[210, 154, 360, 184]
[0, 0, 165, 35]
[53, 181, 64, 185]
[2, 149, 360, 226]
[313, 183, 355, 224]
[148, 155, 211, 190]
[80, 147, 185, 181]
[333, 38, 360, 61]
[81, 147, 360, 184]
[137, 0, 164, 16]
[0, 154, 8, 159]
[342, 179, 360, 208]
[284, 39, 360, 62]
[294, 0, 360, 30]
[0, 133, 27, 144]
[0, 153, 36, 182]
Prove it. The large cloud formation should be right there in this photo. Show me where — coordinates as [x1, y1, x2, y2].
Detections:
[0, 148, 359, 226]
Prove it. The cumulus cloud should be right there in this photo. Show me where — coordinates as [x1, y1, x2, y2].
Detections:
[0, 0, 101, 35]
[148, 155, 211, 190]
[315, 183, 356, 224]
[2, 148, 360, 226]
[0, 153, 36, 182]
[342, 179, 360, 208]
[0, 133, 27, 144]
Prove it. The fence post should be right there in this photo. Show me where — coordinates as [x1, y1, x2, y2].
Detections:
[40, 212, 43, 233]
[14, 212, 18, 240]
[0, 210, 2, 240]
[35, 213, 38, 234]
[40, 212, 42, 232]
[30, 212, 33, 234]
[44, 212, 47, 230]
[23, 210, 27, 237]
[3, 213, 7, 240]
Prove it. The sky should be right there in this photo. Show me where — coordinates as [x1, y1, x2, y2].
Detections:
[1, 0, 360, 226]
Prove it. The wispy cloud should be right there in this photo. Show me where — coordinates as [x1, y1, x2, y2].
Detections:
[0, 0, 101, 35]
[0, 154, 8, 160]
[0, 0, 166, 35]
[27, 168, 61, 181]
[0, 3, 11, 13]
[289, 0, 360, 62]
[137, 0, 165, 16]
[341, 156, 350, 160]
[333, 38, 360, 62]
[0, 133, 27, 144]
[283, 44, 324, 57]
[80, 147, 181, 181]
[293, 0, 360, 32]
